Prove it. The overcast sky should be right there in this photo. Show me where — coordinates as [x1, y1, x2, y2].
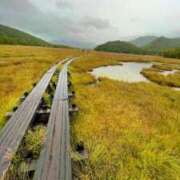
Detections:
[0, 0, 180, 48]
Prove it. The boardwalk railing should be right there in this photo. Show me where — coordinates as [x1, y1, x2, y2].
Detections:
[0, 59, 68, 178]
[34, 60, 73, 180]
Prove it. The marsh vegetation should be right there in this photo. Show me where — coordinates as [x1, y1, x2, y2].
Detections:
[1, 46, 180, 179]
[0, 45, 81, 127]
[70, 52, 180, 179]
[142, 63, 180, 88]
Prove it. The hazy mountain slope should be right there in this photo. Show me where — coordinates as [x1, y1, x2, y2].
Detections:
[145, 37, 180, 50]
[0, 24, 52, 46]
[131, 36, 157, 47]
[95, 41, 144, 54]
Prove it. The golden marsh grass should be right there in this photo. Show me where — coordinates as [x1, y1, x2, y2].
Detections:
[0, 45, 81, 127]
[70, 52, 180, 179]
[1, 46, 180, 179]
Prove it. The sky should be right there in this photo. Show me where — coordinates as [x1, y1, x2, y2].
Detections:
[0, 0, 180, 48]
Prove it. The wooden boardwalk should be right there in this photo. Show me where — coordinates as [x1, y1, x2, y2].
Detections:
[34, 60, 72, 180]
[0, 59, 68, 178]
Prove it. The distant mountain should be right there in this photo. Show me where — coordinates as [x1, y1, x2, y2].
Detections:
[0, 24, 72, 48]
[130, 36, 157, 47]
[0, 24, 52, 46]
[95, 41, 145, 54]
[145, 37, 180, 51]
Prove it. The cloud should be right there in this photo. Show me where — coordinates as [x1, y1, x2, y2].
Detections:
[55, 1, 72, 9]
[0, 0, 43, 29]
[0, 0, 180, 48]
[0, 0, 38, 15]
[81, 17, 111, 30]
[0, 0, 116, 48]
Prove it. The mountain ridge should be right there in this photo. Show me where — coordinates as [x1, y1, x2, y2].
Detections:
[0, 24, 72, 48]
[145, 36, 180, 50]
[95, 40, 145, 54]
[95, 36, 180, 56]
[0, 24, 52, 46]
[130, 36, 157, 47]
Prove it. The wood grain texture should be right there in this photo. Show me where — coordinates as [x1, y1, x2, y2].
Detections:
[34, 60, 73, 180]
[0, 60, 67, 178]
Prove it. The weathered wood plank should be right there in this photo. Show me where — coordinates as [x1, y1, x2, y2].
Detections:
[0, 59, 68, 178]
[34, 60, 73, 180]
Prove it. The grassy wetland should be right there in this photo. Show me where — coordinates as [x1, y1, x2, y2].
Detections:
[0, 45, 81, 127]
[70, 52, 180, 179]
[1, 46, 180, 179]
[142, 63, 180, 87]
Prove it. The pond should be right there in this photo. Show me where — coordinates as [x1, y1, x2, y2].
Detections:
[91, 62, 152, 83]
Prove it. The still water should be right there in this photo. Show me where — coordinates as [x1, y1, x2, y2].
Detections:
[91, 62, 152, 82]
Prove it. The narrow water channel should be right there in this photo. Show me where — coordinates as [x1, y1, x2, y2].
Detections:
[160, 70, 178, 76]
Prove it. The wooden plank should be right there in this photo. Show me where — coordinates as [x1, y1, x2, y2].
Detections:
[34, 60, 73, 180]
[0, 59, 68, 178]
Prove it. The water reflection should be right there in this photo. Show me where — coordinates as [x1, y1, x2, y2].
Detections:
[91, 62, 152, 82]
